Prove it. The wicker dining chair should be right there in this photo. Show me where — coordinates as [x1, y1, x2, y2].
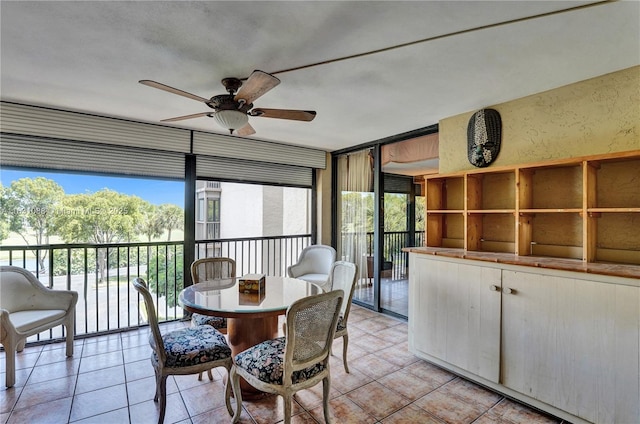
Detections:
[227, 290, 344, 424]
[190, 258, 236, 327]
[133, 278, 233, 424]
[327, 261, 359, 373]
[190, 257, 235, 379]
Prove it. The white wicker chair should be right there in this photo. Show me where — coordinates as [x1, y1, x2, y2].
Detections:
[327, 261, 359, 373]
[0, 266, 78, 388]
[133, 278, 233, 424]
[228, 290, 344, 424]
[287, 245, 336, 291]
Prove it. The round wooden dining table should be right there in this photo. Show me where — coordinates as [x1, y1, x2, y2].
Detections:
[178, 276, 322, 398]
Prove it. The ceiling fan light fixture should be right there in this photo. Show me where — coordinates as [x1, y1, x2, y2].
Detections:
[213, 109, 249, 133]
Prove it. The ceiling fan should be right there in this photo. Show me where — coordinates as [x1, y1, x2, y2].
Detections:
[139, 70, 316, 136]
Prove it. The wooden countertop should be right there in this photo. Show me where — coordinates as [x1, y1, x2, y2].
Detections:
[403, 247, 640, 280]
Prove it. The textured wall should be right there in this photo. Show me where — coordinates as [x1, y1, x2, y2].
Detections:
[439, 66, 640, 173]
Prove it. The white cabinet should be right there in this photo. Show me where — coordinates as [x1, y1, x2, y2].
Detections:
[409, 255, 501, 382]
[408, 253, 640, 424]
[502, 270, 640, 424]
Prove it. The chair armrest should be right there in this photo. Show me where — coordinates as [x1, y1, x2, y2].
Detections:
[1, 308, 17, 338]
[32, 288, 79, 312]
[49, 289, 79, 311]
[288, 262, 308, 278]
[287, 264, 296, 277]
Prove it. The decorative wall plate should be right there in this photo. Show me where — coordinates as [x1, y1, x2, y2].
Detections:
[467, 108, 501, 167]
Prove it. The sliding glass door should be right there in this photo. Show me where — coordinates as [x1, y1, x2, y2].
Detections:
[336, 149, 374, 307]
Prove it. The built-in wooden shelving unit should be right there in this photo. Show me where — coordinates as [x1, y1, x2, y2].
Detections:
[422, 150, 640, 267]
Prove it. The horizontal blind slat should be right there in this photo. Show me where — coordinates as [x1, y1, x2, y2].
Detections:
[196, 156, 311, 187]
[1, 102, 191, 153]
[193, 131, 326, 169]
[0, 134, 185, 179]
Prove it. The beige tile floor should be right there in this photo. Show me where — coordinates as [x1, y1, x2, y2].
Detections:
[1, 306, 570, 424]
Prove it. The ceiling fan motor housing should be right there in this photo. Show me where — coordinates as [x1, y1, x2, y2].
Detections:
[207, 94, 253, 113]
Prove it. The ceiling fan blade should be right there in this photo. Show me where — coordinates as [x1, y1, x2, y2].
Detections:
[251, 108, 316, 122]
[236, 122, 256, 136]
[160, 112, 213, 122]
[139, 80, 209, 103]
[234, 70, 280, 104]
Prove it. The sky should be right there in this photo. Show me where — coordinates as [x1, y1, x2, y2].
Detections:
[0, 168, 184, 206]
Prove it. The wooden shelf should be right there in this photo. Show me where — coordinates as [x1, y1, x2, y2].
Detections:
[422, 150, 640, 266]
[519, 209, 583, 213]
[468, 210, 515, 214]
[588, 207, 640, 213]
[426, 210, 464, 214]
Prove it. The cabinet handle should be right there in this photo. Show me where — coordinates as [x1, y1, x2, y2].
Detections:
[490, 285, 500, 292]
[504, 287, 516, 295]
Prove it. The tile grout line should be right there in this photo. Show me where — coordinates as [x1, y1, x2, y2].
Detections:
[119, 332, 134, 424]
[66, 339, 83, 424]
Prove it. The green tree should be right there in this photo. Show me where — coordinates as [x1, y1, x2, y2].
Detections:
[0, 219, 9, 242]
[341, 192, 373, 233]
[52, 248, 96, 277]
[138, 202, 163, 242]
[157, 203, 183, 241]
[2, 177, 65, 271]
[383, 193, 408, 232]
[146, 245, 184, 307]
[0, 184, 10, 242]
[415, 195, 425, 231]
[54, 189, 144, 281]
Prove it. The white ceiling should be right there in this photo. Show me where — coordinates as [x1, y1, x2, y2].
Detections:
[1, 1, 638, 154]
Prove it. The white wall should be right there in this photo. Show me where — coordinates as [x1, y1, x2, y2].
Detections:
[282, 187, 310, 235]
[219, 182, 263, 238]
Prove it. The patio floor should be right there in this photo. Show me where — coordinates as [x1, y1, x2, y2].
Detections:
[1, 306, 568, 424]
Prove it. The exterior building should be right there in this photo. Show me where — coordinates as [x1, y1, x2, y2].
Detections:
[195, 180, 312, 275]
[195, 180, 221, 241]
[196, 181, 310, 241]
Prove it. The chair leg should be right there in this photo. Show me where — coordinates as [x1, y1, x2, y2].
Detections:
[65, 317, 74, 357]
[197, 369, 213, 381]
[283, 394, 292, 424]
[230, 367, 243, 423]
[223, 364, 233, 416]
[153, 368, 161, 402]
[157, 375, 168, 424]
[322, 376, 333, 424]
[342, 333, 350, 373]
[4, 347, 16, 388]
[16, 340, 26, 352]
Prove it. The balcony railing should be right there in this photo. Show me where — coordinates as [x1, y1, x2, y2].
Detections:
[0, 231, 419, 346]
[341, 230, 424, 280]
[0, 234, 311, 345]
[195, 234, 311, 276]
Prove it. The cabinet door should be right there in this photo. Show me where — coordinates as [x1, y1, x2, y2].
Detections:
[409, 255, 501, 382]
[501, 271, 640, 424]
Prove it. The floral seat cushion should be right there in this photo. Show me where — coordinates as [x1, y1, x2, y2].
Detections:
[234, 337, 325, 385]
[153, 325, 231, 367]
[191, 313, 227, 329]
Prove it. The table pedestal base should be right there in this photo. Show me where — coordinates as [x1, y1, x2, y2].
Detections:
[227, 315, 279, 399]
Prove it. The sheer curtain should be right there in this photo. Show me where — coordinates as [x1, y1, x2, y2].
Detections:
[337, 149, 373, 292]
